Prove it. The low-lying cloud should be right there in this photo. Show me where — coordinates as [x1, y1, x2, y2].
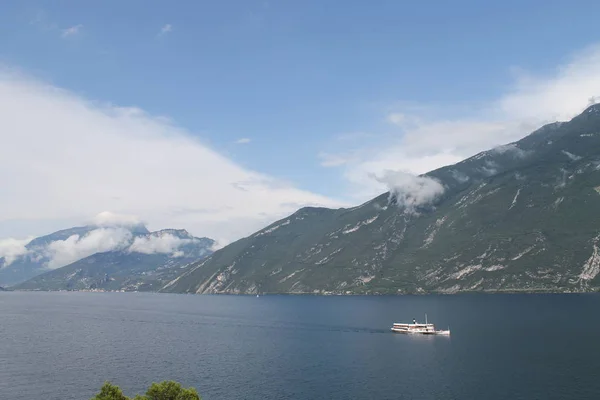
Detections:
[372, 171, 445, 214]
[128, 234, 192, 255]
[0, 237, 32, 266]
[491, 143, 529, 158]
[44, 227, 133, 269]
[481, 160, 500, 176]
[449, 170, 470, 184]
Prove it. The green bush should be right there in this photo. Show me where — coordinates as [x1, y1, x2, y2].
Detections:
[91, 381, 201, 400]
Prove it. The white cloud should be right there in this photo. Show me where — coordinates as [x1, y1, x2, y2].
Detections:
[372, 170, 445, 214]
[44, 228, 132, 269]
[128, 234, 190, 255]
[159, 24, 172, 36]
[0, 70, 344, 243]
[449, 170, 470, 184]
[479, 160, 500, 176]
[324, 44, 600, 200]
[209, 240, 228, 252]
[92, 211, 143, 228]
[61, 24, 83, 38]
[386, 113, 406, 125]
[491, 143, 529, 158]
[235, 138, 251, 144]
[0, 237, 33, 266]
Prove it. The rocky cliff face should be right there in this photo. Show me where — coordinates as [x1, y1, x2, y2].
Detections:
[163, 104, 600, 295]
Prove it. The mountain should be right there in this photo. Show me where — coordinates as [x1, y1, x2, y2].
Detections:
[0, 225, 104, 286]
[163, 104, 600, 295]
[1, 225, 214, 289]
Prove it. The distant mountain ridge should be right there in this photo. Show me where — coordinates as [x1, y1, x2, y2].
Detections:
[162, 104, 600, 295]
[1, 223, 214, 288]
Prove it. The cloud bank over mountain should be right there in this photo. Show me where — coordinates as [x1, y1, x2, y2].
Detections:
[128, 233, 196, 256]
[0, 212, 213, 271]
[43, 227, 133, 269]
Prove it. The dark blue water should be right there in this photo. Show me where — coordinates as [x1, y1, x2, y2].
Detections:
[1, 292, 599, 400]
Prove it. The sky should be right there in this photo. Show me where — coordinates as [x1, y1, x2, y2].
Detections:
[1, 0, 600, 252]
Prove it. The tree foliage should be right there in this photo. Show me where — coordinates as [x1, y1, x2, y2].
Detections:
[145, 381, 200, 400]
[91, 382, 130, 400]
[91, 381, 200, 400]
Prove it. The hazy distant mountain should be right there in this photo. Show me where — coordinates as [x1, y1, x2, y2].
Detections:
[1, 224, 214, 288]
[0, 225, 101, 286]
[162, 104, 600, 295]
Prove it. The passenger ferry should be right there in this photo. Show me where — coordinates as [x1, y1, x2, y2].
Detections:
[391, 314, 450, 336]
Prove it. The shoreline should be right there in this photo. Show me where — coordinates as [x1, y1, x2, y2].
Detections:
[4, 288, 599, 296]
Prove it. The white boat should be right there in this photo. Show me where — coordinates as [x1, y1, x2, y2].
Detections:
[391, 314, 450, 336]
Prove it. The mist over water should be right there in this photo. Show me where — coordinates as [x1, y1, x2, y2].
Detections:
[1, 292, 599, 399]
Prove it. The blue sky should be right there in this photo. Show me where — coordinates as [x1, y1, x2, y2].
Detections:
[1, 0, 600, 243]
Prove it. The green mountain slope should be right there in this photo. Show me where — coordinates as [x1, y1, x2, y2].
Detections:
[163, 104, 600, 295]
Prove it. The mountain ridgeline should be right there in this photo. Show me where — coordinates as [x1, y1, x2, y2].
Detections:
[162, 104, 600, 295]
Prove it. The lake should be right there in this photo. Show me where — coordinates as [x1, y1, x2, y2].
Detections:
[1, 292, 599, 399]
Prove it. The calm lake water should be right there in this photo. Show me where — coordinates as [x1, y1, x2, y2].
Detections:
[1, 292, 599, 400]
